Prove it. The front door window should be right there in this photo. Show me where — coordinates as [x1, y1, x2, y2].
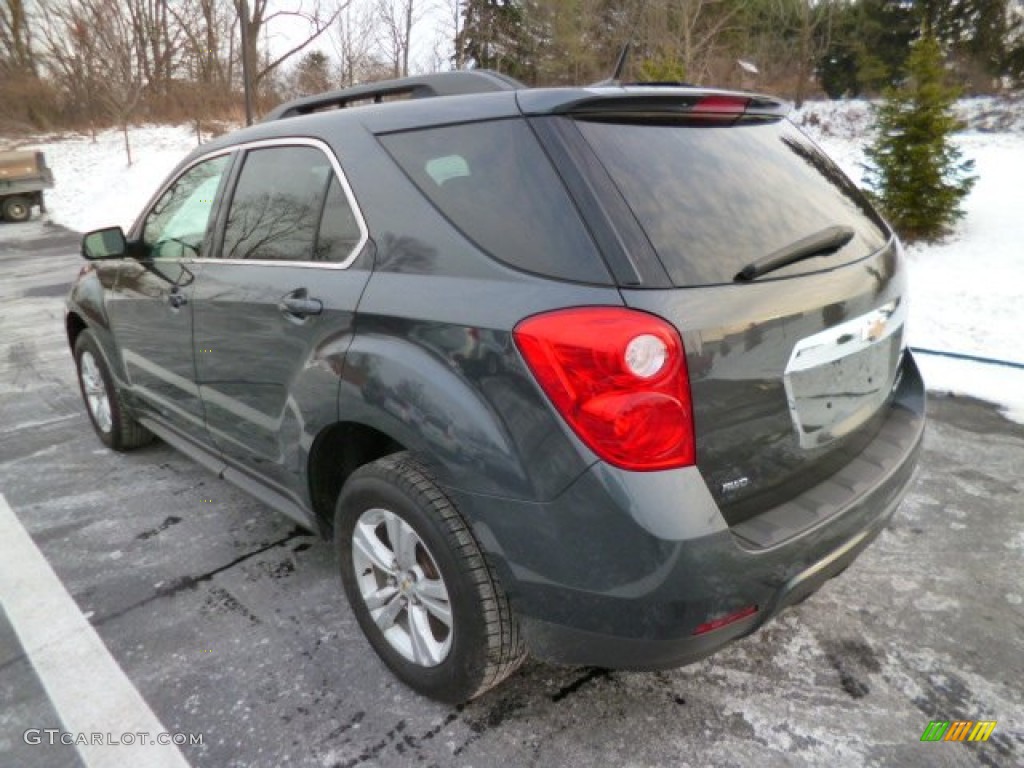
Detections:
[143, 155, 229, 260]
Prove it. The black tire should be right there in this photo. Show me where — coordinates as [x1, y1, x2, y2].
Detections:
[73, 330, 153, 451]
[335, 452, 525, 703]
[2, 196, 31, 223]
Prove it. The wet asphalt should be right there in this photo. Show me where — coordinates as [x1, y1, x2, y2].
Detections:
[1, 219, 1021, 767]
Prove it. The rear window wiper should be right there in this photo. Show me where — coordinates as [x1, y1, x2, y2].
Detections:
[734, 225, 855, 282]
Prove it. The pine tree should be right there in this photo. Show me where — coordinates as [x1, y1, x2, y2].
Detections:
[458, 0, 539, 82]
[864, 35, 977, 242]
[291, 51, 332, 97]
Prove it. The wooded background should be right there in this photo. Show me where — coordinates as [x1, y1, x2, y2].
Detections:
[2, 0, 1022, 132]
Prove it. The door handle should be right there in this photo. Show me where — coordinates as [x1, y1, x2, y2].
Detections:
[278, 289, 323, 318]
[168, 289, 187, 309]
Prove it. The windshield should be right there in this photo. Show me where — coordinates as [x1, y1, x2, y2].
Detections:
[575, 118, 889, 287]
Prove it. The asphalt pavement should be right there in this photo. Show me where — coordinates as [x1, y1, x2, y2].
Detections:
[1, 218, 1021, 767]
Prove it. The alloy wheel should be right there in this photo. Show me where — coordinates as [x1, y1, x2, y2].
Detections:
[351, 507, 454, 667]
[79, 350, 112, 434]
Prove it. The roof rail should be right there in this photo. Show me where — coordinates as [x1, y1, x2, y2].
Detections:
[264, 70, 525, 121]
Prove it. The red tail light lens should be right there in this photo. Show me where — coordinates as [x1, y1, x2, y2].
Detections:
[513, 307, 695, 471]
[693, 95, 749, 114]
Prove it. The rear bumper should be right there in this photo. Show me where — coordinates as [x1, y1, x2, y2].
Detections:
[452, 353, 925, 669]
[519, 509, 891, 669]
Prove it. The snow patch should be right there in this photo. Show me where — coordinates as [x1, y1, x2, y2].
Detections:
[18, 124, 207, 233]
[912, 592, 961, 613]
[796, 101, 1024, 424]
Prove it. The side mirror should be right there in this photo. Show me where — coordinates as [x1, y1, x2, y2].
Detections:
[82, 227, 127, 260]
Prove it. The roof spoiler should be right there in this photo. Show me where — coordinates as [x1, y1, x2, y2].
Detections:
[514, 87, 791, 121]
[264, 70, 525, 122]
[548, 91, 791, 119]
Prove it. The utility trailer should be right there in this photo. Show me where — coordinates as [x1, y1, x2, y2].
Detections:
[0, 150, 54, 222]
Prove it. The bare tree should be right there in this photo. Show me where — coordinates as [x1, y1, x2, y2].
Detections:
[0, 0, 36, 74]
[641, 0, 742, 84]
[734, 0, 836, 106]
[793, 0, 835, 107]
[37, 0, 146, 153]
[237, 0, 346, 90]
[376, 0, 422, 78]
[441, 0, 464, 69]
[332, 0, 386, 85]
[124, 0, 183, 97]
[170, 0, 236, 88]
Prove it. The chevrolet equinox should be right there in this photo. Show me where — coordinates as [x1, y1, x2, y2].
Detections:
[66, 70, 925, 703]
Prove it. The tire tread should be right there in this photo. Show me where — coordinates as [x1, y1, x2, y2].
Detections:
[343, 451, 525, 701]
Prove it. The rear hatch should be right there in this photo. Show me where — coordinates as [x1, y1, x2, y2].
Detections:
[533, 91, 907, 523]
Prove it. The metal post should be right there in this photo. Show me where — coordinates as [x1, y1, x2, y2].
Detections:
[239, 0, 254, 126]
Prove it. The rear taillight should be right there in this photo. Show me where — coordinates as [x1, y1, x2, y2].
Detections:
[513, 307, 695, 471]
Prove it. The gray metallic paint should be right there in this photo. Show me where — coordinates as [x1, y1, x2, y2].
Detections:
[106, 258, 208, 442]
[65, 84, 927, 672]
[454, 356, 924, 666]
[192, 258, 372, 494]
[623, 239, 907, 520]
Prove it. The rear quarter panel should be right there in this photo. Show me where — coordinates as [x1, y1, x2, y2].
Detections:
[343, 271, 623, 501]
[329, 116, 623, 502]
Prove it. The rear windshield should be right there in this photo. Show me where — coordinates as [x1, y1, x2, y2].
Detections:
[575, 118, 889, 287]
[379, 119, 609, 284]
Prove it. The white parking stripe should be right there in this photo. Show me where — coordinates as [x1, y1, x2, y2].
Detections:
[0, 493, 191, 768]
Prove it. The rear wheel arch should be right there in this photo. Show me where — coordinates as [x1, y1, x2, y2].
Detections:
[307, 421, 407, 537]
[340, 337, 543, 499]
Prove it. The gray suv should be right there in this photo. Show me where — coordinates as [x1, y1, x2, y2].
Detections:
[66, 71, 925, 703]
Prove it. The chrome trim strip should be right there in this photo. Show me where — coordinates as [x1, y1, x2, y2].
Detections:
[786, 299, 905, 373]
[139, 137, 369, 270]
[783, 299, 906, 449]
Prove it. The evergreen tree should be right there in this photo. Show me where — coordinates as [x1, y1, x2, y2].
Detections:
[458, 0, 540, 82]
[291, 51, 332, 97]
[817, 0, 918, 96]
[864, 36, 977, 242]
[925, 0, 1020, 85]
[636, 52, 688, 84]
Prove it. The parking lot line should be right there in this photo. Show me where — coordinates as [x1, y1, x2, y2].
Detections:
[0, 493, 191, 768]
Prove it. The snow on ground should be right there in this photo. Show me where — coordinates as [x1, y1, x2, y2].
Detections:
[15, 125, 205, 233]
[5, 99, 1024, 422]
[796, 99, 1024, 423]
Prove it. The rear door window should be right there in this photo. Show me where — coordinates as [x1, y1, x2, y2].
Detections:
[575, 118, 889, 286]
[221, 146, 330, 262]
[379, 119, 610, 284]
[315, 175, 363, 262]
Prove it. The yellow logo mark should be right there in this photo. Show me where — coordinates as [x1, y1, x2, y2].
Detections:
[968, 721, 997, 742]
